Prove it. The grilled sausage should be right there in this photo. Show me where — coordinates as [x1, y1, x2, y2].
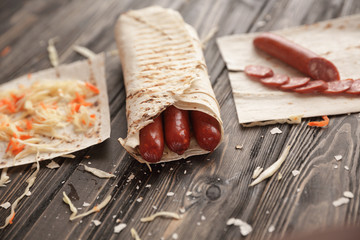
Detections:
[190, 111, 221, 151]
[163, 106, 191, 155]
[139, 115, 164, 162]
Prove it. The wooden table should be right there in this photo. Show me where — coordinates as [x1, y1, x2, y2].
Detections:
[1, 0, 360, 239]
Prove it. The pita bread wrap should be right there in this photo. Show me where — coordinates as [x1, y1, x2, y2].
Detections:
[115, 6, 223, 164]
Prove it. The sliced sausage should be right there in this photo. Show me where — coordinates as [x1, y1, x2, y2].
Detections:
[244, 65, 274, 78]
[346, 79, 360, 94]
[293, 80, 328, 93]
[139, 115, 164, 163]
[323, 79, 353, 94]
[260, 74, 289, 87]
[163, 106, 191, 155]
[253, 33, 340, 81]
[190, 111, 221, 152]
[280, 77, 310, 90]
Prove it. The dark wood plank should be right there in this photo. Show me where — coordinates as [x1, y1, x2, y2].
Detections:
[242, 0, 360, 239]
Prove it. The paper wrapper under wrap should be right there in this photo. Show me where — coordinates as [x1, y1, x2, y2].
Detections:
[115, 6, 224, 164]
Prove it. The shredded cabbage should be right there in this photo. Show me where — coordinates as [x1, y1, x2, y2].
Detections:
[0, 168, 10, 187]
[140, 211, 182, 222]
[0, 160, 39, 229]
[80, 164, 116, 179]
[63, 192, 111, 221]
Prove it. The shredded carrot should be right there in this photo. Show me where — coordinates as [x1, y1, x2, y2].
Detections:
[9, 212, 15, 224]
[20, 135, 32, 140]
[1, 46, 11, 57]
[1, 99, 16, 113]
[5, 138, 25, 155]
[25, 119, 33, 130]
[40, 102, 47, 110]
[308, 116, 329, 127]
[11, 93, 24, 104]
[27, 73, 32, 80]
[70, 103, 81, 114]
[90, 114, 96, 118]
[5, 137, 26, 156]
[70, 104, 75, 114]
[12, 144, 25, 155]
[85, 82, 100, 94]
[75, 104, 81, 112]
[71, 92, 92, 107]
[5, 138, 13, 153]
[16, 125, 24, 132]
[93, 206, 100, 212]
[81, 119, 86, 125]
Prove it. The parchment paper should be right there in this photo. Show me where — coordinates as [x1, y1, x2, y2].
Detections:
[0, 54, 110, 169]
[217, 14, 360, 125]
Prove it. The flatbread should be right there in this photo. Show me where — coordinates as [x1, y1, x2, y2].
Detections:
[115, 6, 223, 164]
[0, 54, 110, 169]
[217, 14, 360, 125]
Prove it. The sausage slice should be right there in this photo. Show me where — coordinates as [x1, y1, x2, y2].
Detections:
[280, 77, 310, 90]
[323, 79, 353, 94]
[244, 65, 274, 78]
[293, 80, 328, 93]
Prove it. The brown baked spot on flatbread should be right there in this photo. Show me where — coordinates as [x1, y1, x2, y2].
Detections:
[133, 119, 141, 125]
[345, 45, 360, 50]
[153, 82, 166, 87]
[87, 59, 96, 84]
[338, 25, 345, 30]
[127, 89, 146, 99]
[324, 23, 332, 29]
[322, 51, 332, 56]
[140, 99, 154, 104]
[196, 63, 207, 70]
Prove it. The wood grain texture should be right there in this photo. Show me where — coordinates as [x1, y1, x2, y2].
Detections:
[1, 0, 360, 239]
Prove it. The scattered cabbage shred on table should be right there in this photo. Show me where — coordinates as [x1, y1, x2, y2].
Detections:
[0, 79, 100, 160]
